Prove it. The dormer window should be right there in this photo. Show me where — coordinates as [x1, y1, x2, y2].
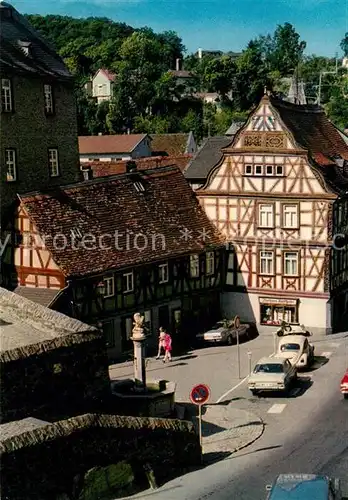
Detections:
[18, 40, 32, 56]
[133, 180, 145, 192]
[44, 84, 54, 114]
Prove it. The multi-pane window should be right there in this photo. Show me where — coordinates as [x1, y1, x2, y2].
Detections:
[5, 149, 17, 182]
[190, 254, 199, 278]
[255, 165, 263, 175]
[158, 263, 169, 283]
[123, 272, 134, 293]
[1, 79, 12, 112]
[283, 204, 298, 228]
[276, 165, 284, 176]
[260, 251, 274, 275]
[259, 204, 274, 227]
[48, 148, 59, 177]
[44, 84, 54, 114]
[284, 252, 298, 276]
[266, 165, 273, 175]
[206, 251, 215, 275]
[103, 276, 114, 298]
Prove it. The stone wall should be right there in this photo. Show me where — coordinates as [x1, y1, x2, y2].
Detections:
[1, 413, 201, 500]
[1, 338, 110, 423]
[1, 74, 81, 215]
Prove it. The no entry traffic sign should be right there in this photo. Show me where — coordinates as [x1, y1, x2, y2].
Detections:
[190, 383, 210, 406]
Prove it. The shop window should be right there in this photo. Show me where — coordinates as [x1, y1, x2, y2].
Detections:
[144, 310, 152, 335]
[206, 251, 215, 275]
[190, 254, 199, 278]
[260, 304, 298, 325]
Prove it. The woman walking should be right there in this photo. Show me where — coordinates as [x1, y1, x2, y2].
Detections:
[163, 332, 172, 363]
[156, 328, 166, 359]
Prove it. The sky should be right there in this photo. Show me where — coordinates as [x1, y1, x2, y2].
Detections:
[9, 0, 348, 58]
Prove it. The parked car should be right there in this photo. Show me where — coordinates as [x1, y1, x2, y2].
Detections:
[196, 320, 249, 345]
[248, 357, 297, 395]
[265, 473, 342, 499]
[277, 334, 314, 369]
[276, 322, 312, 337]
[340, 369, 348, 399]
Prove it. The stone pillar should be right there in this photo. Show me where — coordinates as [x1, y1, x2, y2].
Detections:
[131, 313, 146, 389]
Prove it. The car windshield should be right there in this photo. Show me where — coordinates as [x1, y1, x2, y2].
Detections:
[254, 363, 284, 374]
[280, 343, 300, 351]
[211, 322, 225, 330]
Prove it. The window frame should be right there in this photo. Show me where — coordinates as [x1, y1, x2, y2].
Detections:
[258, 203, 274, 228]
[254, 164, 263, 176]
[275, 165, 284, 176]
[1, 78, 13, 112]
[190, 254, 200, 278]
[265, 165, 274, 176]
[5, 148, 17, 182]
[44, 83, 54, 114]
[259, 250, 274, 276]
[282, 203, 299, 229]
[283, 251, 299, 277]
[206, 251, 215, 276]
[158, 263, 169, 284]
[123, 271, 134, 293]
[244, 164, 253, 176]
[48, 148, 60, 177]
[103, 276, 115, 298]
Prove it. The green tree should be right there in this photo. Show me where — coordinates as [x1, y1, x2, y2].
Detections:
[202, 55, 236, 96]
[341, 33, 348, 57]
[269, 23, 306, 76]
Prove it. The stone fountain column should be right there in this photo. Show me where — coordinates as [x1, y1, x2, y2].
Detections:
[131, 312, 146, 389]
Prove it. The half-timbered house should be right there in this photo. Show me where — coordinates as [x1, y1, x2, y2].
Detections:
[3, 165, 226, 357]
[195, 93, 348, 334]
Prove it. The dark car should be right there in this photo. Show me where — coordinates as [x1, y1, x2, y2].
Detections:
[265, 474, 342, 499]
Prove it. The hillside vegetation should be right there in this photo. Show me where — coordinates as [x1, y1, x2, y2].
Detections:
[26, 15, 348, 138]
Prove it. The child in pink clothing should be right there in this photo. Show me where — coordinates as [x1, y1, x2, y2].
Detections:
[163, 333, 172, 363]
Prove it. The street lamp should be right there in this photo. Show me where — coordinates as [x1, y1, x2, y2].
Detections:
[234, 315, 241, 379]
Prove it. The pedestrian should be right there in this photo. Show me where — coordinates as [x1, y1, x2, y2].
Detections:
[163, 332, 172, 363]
[156, 327, 166, 359]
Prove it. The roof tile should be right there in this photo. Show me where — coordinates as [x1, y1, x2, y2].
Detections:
[151, 134, 191, 156]
[78, 134, 147, 155]
[19, 166, 224, 278]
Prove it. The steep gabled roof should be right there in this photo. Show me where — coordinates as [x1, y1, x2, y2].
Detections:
[19, 166, 223, 278]
[269, 97, 348, 167]
[97, 68, 116, 81]
[78, 134, 148, 155]
[151, 133, 192, 156]
[184, 136, 232, 181]
[0, 2, 72, 81]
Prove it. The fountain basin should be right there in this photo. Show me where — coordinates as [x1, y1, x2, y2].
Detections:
[111, 379, 176, 418]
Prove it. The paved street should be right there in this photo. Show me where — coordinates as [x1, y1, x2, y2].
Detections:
[114, 331, 348, 500]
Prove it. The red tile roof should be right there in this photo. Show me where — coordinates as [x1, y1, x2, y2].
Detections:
[99, 68, 116, 81]
[81, 155, 192, 177]
[19, 166, 223, 278]
[270, 97, 348, 166]
[151, 134, 191, 156]
[78, 134, 148, 155]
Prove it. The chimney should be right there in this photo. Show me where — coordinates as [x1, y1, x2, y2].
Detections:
[198, 48, 203, 59]
[126, 160, 137, 173]
[176, 58, 181, 71]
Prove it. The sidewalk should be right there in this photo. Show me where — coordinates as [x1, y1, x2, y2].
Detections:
[189, 403, 264, 462]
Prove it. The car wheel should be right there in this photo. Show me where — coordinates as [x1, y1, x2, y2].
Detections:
[250, 389, 258, 396]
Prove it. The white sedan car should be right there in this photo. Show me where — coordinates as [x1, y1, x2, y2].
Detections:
[248, 357, 297, 395]
[196, 321, 237, 345]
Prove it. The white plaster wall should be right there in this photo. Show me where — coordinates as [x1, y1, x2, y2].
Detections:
[80, 153, 132, 162]
[221, 291, 331, 335]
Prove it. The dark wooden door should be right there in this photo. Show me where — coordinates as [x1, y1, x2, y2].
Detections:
[158, 305, 170, 330]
